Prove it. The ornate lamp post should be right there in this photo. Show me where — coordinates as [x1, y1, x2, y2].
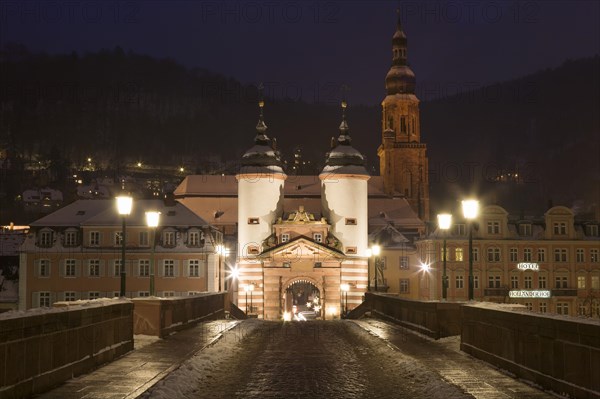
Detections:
[116, 196, 133, 297]
[145, 211, 160, 296]
[462, 200, 479, 301]
[437, 213, 452, 301]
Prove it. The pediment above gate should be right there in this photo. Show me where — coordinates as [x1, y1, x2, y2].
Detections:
[258, 236, 345, 260]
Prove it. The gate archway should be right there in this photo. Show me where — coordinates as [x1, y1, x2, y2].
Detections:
[282, 276, 323, 320]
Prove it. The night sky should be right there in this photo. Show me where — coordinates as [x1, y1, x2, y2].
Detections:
[2, 0, 599, 105]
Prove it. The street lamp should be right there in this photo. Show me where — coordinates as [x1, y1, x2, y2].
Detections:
[340, 283, 350, 317]
[116, 196, 133, 297]
[247, 283, 255, 314]
[145, 211, 160, 296]
[437, 213, 452, 301]
[462, 199, 479, 301]
[372, 245, 381, 291]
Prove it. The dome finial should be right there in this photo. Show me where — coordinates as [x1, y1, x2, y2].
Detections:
[338, 91, 351, 144]
[256, 83, 267, 135]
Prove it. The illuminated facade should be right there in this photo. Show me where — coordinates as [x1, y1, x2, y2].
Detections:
[417, 205, 600, 317]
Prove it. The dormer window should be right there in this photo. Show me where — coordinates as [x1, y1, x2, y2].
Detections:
[39, 230, 53, 247]
[64, 230, 78, 247]
[313, 233, 323, 243]
[586, 225, 599, 237]
[486, 221, 500, 234]
[519, 224, 532, 236]
[188, 231, 203, 247]
[454, 224, 466, 236]
[163, 231, 176, 247]
[281, 233, 290, 243]
[553, 222, 567, 235]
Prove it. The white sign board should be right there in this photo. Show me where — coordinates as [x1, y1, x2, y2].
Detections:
[517, 262, 539, 271]
[508, 290, 551, 298]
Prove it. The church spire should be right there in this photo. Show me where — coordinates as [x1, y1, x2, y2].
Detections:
[385, 8, 415, 95]
[338, 100, 351, 145]
[254, 86, 269, 145]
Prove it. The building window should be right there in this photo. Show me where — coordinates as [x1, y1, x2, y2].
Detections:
[524, 276, 533, 289]
[399, 279, 410, 293]
[188, 291, 201, 296]
[525, 302, 533, 311]
[188, 231, 202, 247]
[64, 292, 76, 301]
[474, 275, 479, 289]
[65, 259, 76, 277]
[577, 275, 586, 289]
[65, 231, 78, 247]
[556, 302, 569, 315]
[537, 248, 546, 262]
[283, 262, 291, 268]
[115, 231, 123, 246]
[539, 302, 547, 313]
[248, 217, 259, 224]
[39, 231, 53, 247]
[519, 224, 532, 236]
[90, 231, 100, 246]
[89, 292, 101, 299]
[345, 218, 357, 225]
[454, 224, 466, 236]
[281, 233, 290, 243]
[189, 259, 200, 277]
[38, 259, 50, 277]
[39, 292, 51, 307]
[523, 248, 532, 262]
[248, 246, 260, 255]
[487, 247, 501, 262]
[576, 248, 585, 263]
[591, 249, 599, 263]
[455, 275, 464, 289]
[509, 248, 518, 262]
[164, 260, 175, 277]
[163, 231, 176, 247]
[139, 259, 150, 277]
[554, 248, 568, 262]
[538, 276, 547, 289]
[487, 221, 500, 234]
[399, 256, 409, 269]
[592, 275, 600, 289]
[511, 275, 519, 289]
[553, 222, 567, 235]
[163, 291, 175, 297]
[488, 275, 501, 288]
[346, 247, 357, 254]
[314, 262, 322, 268]
[472, 248, 479, 262]
[138, 291, 150, 297]
[313, 233, 323, 243]
[455, 248, 463, 262]
[586, 225, 599, 237]
[555, 276, 568, 288]
[89, 259, 100, 277]
[440, 247, 448, 261]
[114, 260, 122, 277]
[139, 231, 149, 247]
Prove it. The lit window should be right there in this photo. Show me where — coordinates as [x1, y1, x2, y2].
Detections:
[577, 275, 586, 289]
[139, 259, 150, 277]
[399, 256, 409, 269]
[455, 248, 463, 262]
[592, 276, 600, 289]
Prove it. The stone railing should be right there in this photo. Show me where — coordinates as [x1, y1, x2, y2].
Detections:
[0, 299, 133, 398]
[461, 303, 600, 399]
[364, 293, 463, 339]
[133, 293, 225, 338]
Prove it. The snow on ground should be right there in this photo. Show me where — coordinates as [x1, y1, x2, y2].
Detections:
[143, 319, 471, 399]
[134, 334, 161, 350]
[0, 297, 130, 320]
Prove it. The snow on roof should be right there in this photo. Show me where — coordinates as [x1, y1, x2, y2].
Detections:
[0, 229, 27, 255]
[320, 164, 369, 176]
[30, 200, 112, 227]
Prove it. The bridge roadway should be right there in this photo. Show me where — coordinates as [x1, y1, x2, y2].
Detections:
[39, 318, 561, 399]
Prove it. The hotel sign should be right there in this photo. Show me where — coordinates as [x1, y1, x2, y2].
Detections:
[517, 262, 539, 271]
[509, 290, 551, 298]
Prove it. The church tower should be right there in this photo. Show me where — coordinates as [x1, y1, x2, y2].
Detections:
[378, 13, 430, 221]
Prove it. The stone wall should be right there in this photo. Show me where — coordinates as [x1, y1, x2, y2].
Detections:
[461, 304, 600, 399]
[133, 293, 225, 338]
[365, 293, 462, 339]
[0, 300, 133, 399]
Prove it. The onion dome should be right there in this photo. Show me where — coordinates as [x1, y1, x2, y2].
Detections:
[385, 10, 416, 95]
[240, 100, 284, 174]
[321, 101, 369, 176]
